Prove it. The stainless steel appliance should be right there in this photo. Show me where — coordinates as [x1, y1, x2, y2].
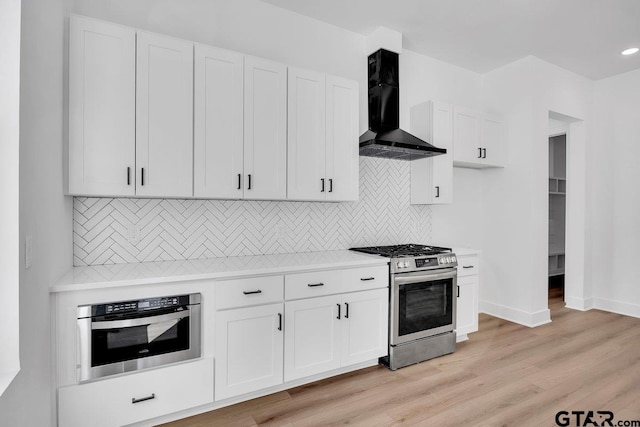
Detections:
[350, 244, 457, 370]
[77, 293, 201, 382]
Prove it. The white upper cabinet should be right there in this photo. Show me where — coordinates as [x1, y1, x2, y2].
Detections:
[68, 15, 136, 196]
[287, 68, 327, 200]
[452, 106, 481, 166]
[479, 113, 507, 167]
[194, 45, 244, 199]
[68, 15, 359, 201]
[325, 76, 359, 202]
[136, 32, 194, 198]
[287, 72, 359, 202]
[452, 106, 506, 168]
[244, 56, 287, 200]
[410, 101, 454, 205]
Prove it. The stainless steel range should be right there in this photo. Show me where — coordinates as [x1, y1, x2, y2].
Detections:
[350, 244, 457, 370]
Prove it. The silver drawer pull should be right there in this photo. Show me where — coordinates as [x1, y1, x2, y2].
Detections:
[360, 277, 375, 281]
[307, 283, 324, 287]
[132, 393, 155, 404]
[462, 266, 474, 269]
[243, 290, 262, 295]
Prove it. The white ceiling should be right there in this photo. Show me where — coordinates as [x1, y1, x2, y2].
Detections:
[261, 0, 640, 80]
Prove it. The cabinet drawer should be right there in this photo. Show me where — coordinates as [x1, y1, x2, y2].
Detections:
[457, 256, 479, 277]
[341, 265, 389, 293]
[216, 276, 284, 310]
[285, 270, 341, 300]
[58, 358, 214, 427]
[457, 274, 478, 286]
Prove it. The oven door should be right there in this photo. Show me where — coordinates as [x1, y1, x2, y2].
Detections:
[77, 304, 201, 382]
[390, 268, 457, 346]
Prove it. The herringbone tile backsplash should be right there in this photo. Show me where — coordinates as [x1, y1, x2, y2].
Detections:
[74, 157, 432, 266]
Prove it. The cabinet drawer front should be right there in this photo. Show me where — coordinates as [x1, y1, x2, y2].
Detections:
[341, 265, 389, 293]
[216, 276, 284, 309]
[285, 270, 341, 300]
[457, 256, 479, 277]
[58, 358, 214, 427]
[457, 274, 477, 286]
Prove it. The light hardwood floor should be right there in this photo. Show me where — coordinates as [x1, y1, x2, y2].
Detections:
[159, 291, 640, 426]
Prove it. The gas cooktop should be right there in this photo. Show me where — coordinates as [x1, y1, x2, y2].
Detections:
[349, 244, 452, 258]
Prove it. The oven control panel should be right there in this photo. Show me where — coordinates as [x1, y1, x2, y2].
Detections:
[415, 257, 439, 268]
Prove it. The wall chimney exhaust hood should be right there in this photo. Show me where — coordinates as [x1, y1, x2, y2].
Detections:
[359, 49, 446, 161]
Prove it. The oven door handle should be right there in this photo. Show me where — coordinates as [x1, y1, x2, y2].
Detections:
[394, 269, 457, 286]
[91, 310, 190, 330]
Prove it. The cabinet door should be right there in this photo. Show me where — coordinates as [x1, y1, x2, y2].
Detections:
[410, 101, 453, 204]
[326, 76, 359, 202]
[244, 56, 287, 200]
[194, 45, 244, 199]
[480, 113, 506, 167]
[215, 303, 284, 400]
[284, 295, 341, 382]
[136, 32, 193, 198]
[287, 68, 326, 201]
[456, 275, 478, 340]
[68, 16, 135, 196]
[452, 106, 481, 167]
[341, 289, 388, 366]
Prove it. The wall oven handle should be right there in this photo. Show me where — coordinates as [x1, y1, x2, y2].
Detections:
[91, 310, 189, 330]
[393, 268, 457, 286]
[132, 393, 155, 404]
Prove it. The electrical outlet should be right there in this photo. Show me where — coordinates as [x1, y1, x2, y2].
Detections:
[25, 235, 33, 269]
[128, 225, 140, 245]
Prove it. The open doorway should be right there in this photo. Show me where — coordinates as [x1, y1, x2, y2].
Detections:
[548, 131, 566, 304]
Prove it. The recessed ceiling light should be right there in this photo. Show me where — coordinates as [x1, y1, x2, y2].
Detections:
[621, 47, 639, 56]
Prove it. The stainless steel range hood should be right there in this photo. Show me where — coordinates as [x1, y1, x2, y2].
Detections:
[359, 49, 446, 161]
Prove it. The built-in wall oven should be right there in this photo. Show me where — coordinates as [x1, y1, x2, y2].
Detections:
[77, 293, 201, 382]
[350, 244, 457, 370]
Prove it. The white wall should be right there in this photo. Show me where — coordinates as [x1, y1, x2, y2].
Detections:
[480, 56, 593, 326]
[0, 0, 73, 425]
[0, 0, 21, 395]
[399, 50, 485, 249]
[592, 68, 640, 316]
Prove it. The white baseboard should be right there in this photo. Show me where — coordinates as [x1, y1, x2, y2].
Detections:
[480, 300, 551, 328]
[564, 296, 594, 311]
[593, 297, 640, 318]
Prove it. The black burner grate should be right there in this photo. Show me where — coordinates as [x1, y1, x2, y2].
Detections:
[350, 244, 451, 258]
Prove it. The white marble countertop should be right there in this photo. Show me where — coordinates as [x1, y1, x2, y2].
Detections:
[51, 250, 389, 293]
[452, 247, 481, 257]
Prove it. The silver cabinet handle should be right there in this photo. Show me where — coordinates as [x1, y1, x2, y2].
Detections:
[132, 393, 155, 404]
[243, 290, 262, 295]
[92, 310, 188, 330]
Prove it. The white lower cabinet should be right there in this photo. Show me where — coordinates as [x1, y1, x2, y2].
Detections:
[340, 289, 388, 366]
[456, 252, 480, 341]
[57, 358, 213, 427]
[284, 295, 342, 381]
[214, 303, 284, 400]
[284, 288, 388, 382]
